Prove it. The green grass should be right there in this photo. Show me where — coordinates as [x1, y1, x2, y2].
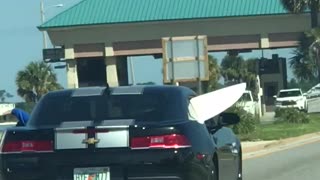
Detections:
[239, 114, 320, 141]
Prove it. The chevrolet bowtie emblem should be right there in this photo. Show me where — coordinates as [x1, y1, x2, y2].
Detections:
[82, 138, 100, 145]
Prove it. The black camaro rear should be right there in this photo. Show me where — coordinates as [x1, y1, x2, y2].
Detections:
[0, 86, 242, 180]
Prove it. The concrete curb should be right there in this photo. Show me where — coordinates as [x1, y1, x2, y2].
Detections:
[242, 132, 320, 160]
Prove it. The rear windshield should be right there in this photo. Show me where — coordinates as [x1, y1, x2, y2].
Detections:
[29, 91, 186, 126]
[278, 90, 301, 98]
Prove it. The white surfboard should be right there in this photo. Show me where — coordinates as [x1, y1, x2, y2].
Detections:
[188, 83, 246, 124]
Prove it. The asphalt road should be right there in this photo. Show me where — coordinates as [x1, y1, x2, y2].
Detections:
[243, 140, 320, 180]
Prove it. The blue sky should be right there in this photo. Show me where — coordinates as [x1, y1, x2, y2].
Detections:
[0, 0, 80, 102]
[1, 0, 295, 102]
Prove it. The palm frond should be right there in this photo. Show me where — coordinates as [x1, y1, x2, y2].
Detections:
[16, 60, 62, 102]
[280, 0, 308, 13]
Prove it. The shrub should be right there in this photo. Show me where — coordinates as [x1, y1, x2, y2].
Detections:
[226, 106, 257, 135]
[274, 108, 284, 118]
[275, 108, 310, 124]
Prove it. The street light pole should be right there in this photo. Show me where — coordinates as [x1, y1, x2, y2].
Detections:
[40, 1, 63, 49]
[40, 1, 47, 49]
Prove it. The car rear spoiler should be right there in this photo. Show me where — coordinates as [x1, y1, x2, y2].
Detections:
[189, 83, 246, 124]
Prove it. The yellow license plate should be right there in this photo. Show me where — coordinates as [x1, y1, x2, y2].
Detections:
[73, 167, 110, 180]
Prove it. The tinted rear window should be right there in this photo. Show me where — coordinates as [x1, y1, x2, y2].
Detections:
[29, 91, 187, 126]
[278, 90, 301, 97]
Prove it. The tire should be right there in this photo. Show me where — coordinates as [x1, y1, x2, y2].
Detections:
[237, 148, 243, 180]
[212, 156, 219, 180]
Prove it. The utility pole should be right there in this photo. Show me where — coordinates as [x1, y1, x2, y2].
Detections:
[40, 1, 63, 49]
[40, 1, 47, 49]
[170, 38, 176, 85]
[196, 36, 202, 94]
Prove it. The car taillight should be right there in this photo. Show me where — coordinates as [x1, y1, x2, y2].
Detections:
[2, 140, 53, 153]
[131, 134, 191, 149]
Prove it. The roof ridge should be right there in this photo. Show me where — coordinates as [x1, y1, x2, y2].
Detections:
[38, 0, 298, 30]
[38, 0, 91, 29]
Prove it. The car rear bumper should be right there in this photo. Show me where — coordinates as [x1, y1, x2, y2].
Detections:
[0, 148, 213, 180]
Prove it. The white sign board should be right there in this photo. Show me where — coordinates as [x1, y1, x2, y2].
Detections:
[0, 103, 15, 116]
[162, 36, 209, 83]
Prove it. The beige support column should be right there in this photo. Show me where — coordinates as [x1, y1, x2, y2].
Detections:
[104, 43, 119, 87]
[260, 33, 270, 49]
[105, 46, 115, 57]
[105, 57, 119, 87]
[64, 45, 79, 89]
[66, 60, 79, 89]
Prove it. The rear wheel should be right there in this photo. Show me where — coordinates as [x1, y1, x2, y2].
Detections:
[211, 155, 219, 180]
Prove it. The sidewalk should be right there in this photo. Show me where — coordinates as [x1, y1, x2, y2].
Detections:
[241, 140, 276, 153]
[260, 112, 275, 124]
[241, 132, 320, 160]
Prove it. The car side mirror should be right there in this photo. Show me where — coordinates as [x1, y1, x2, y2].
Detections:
[273, 95, 277, 99]
[218, 113, 240, 126]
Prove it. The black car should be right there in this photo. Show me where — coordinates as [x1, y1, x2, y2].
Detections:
[0, 85, 242, 180]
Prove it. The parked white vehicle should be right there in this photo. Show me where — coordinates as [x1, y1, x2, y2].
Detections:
[305, 84, 320, 99]
[274, 88, 307, 111]
[237, 90, 257, 115]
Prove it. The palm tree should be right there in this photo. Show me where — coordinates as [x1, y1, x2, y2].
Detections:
[280, 0, 320, 28]
[221, 54, 247, 83]
[0, 90, 13, 102]
[290, 28, 320, 81]
[204, 55, 221, 92]
[16, 61, 63, 103]
[0, 90, 4, 102]
[221, 55, 259, 100]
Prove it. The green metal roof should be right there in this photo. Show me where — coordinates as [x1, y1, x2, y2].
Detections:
[39, 0, 292, 29]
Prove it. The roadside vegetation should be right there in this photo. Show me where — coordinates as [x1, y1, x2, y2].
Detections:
[228, 107, 319, 141]
[275, 108, 310, 124]
[238, 113, 320, 141]
[227, 106, 259, 135]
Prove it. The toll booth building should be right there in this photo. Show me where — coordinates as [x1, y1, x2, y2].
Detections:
[39, 0, 311, 88]
[258, 54, 287, 112]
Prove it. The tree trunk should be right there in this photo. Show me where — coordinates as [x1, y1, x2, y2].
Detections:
[317, 49, 320, 83]
[318, 64, 320, 83]
[317, 54, 320, 83]
[310, 5, 319, 28]
[311, 0, 320, 81]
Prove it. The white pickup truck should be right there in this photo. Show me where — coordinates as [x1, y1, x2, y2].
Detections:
[274, 88, 308, 112]
[237, 90, 257, 115]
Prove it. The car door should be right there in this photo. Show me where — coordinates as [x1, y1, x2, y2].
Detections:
[212, 127, 239, 180]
